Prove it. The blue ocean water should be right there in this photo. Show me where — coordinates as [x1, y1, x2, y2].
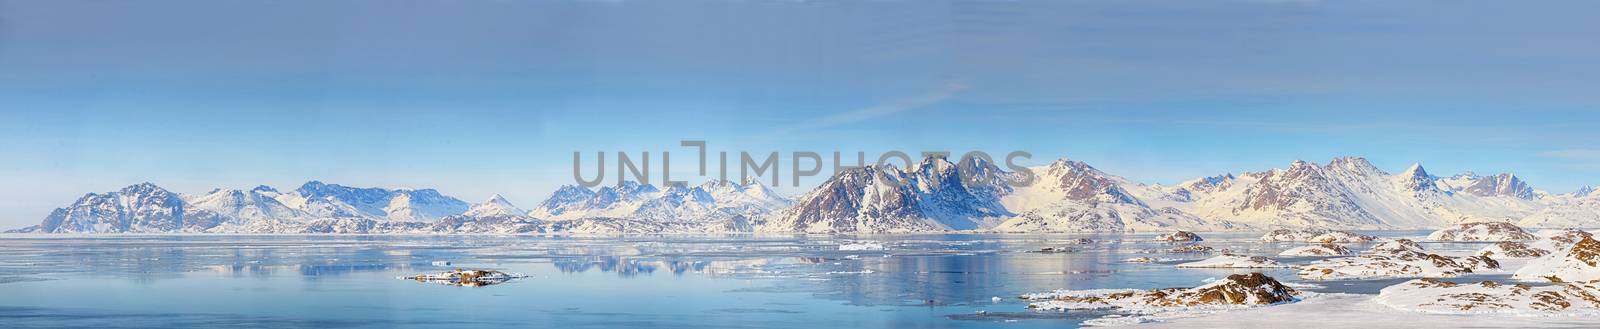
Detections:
[0, 232, 1476, 328]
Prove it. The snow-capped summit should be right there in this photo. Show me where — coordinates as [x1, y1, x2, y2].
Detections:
[1398, 163, 1436, 192]
[1181, 173, 1236, 194]
[463, 194, 528, 217]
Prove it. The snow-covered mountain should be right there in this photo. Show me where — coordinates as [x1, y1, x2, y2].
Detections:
[287, 181, 469, 222]
[760, 156, 1244, 234]
[993, 158, 1239, 232]
[184, 186, 303, 228]
[1178, 157, 1554, 229]
[13, 181, 472, 233]
[21, 183, 205, 233]
[756, 156, 1014, 233]
[529, 179, 792, 232]
[463, 194, 528, 217]
[10, 155, 1600, 234]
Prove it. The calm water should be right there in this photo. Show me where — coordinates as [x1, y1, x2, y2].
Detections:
[0, 231, 1493, 328]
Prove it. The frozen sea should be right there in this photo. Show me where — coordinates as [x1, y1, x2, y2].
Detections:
[0, 231, 1555, 328]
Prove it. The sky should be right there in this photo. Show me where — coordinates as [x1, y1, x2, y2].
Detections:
[3, 0, 1600, 228]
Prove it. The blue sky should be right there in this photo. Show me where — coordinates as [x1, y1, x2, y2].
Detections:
[3, 0, 1600, 227]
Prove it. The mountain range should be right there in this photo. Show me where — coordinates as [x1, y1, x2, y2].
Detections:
[9, 156, 1599, 234]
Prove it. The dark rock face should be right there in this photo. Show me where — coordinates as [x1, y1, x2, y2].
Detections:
[1571, 237, 1600, 268]
[1041, 159, 1140, 205]
[1233, 160, 1380, 226]
[762, 156, 1014, 233]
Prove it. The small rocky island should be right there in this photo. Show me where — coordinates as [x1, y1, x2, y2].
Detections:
[1157, 231, 1204, 242]
[402, 269, 527, 287]
[1024, 273, 1299, 310]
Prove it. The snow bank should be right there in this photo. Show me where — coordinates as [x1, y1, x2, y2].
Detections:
[1308, 231, 1377, 243]
[1300, 239, 1499, 280]
[1478, 242, 1551, 259]
[1279, 244, 1354, 257]
[1514, 236, 1600, 283]
[1376, 278, 1600, 315]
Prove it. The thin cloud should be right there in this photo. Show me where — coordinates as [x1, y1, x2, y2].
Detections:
[761, 81, 968, 140]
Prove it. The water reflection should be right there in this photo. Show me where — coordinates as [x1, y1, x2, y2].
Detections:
[550, 256, 780, 278]
[0, 231, 1502, 329]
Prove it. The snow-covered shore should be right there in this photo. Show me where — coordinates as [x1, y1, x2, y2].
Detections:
[1143, 293, 1596, 328]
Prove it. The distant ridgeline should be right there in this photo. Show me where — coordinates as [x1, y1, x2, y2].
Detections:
[10, 156, 1600, 234]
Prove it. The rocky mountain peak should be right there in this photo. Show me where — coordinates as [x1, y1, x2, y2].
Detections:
[485, 194, 512, 205]
[1463, 173, 1536, 199]
[1399, 163, 1437, 192]
[1181, 173, 1235, 193]
[1401, 163, 1430, 179]
[1327, 156, 1380, 174]
[1575, 185, 1597, 198]
[464, 194, 527, 218]
[119, 182, 168, 195]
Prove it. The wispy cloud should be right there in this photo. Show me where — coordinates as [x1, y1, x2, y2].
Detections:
[761, 81, 968, 140]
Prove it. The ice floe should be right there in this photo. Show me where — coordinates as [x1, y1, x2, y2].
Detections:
[1167, 245, 1216, 254]
[837, 242, 886, 251]
[1027, 247, 1077, 253]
